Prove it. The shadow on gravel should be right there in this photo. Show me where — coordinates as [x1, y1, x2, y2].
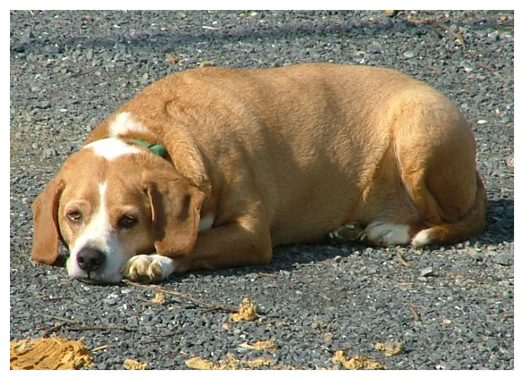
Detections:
[10, 13, 446, 57]
[12, 11, 514, 58]
[480, 198, 514, 244]
[162, 198, 514, 284]
[162, 243, 354, 284]
[44, 197, 513, 284]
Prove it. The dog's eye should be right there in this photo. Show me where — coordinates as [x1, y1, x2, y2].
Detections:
[118, 215, 138, 229]
[67, 210, 82, 223]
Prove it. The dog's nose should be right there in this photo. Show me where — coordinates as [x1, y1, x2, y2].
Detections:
[76, 247, 105, 273]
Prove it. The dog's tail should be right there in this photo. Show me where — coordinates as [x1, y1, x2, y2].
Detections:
[411, 171, 487, 246]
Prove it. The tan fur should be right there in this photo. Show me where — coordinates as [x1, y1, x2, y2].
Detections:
[32, 63, 486, 282]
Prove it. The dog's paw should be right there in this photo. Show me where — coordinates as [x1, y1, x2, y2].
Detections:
[121, 254, 175, 283]
[361, 221, 411, 246]
[328, 222, 363, 244]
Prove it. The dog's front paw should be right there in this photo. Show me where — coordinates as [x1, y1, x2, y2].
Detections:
[122, 254, 175, 283]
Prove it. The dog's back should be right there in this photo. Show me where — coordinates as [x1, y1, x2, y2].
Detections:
[87, 63, 485, 247]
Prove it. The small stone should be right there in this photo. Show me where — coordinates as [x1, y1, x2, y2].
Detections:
[85, 48, 94, 60]
[199, 60, 217, 67]
[165, 53, 180, 64]
[370, 43, 382, 54]
[385, 10, 398, 17]
[495, 254, 512, 266]
[35, 101, 52, 110]
[420, 267, 434, 277]
[42, 148, 57, 159]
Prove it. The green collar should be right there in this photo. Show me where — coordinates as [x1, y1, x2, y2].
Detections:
[131, 139, 167, 158]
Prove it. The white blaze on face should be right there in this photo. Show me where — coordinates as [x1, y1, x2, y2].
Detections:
[66, 138, 145, 283]
[66, 182, 126, 283]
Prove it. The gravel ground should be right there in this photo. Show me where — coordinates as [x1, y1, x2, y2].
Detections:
[10, 10, 514, 370]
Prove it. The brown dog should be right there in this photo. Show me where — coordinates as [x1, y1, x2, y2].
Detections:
[31, 63, 486, 284]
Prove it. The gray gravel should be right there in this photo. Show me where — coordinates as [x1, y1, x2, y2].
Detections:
[10, 10, 514, 370]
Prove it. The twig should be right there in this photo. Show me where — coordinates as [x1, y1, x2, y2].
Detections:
[123, 280, 238, 313]
[396, 250, 414, 269]
[476, 62, 496, 72]
[32, 312, 82, 325]
[258, 272, 277, 278]
[31, 311, 136, 336]
[403, 16, 465, 48]
[39, 322, 68, 337]
[69, 67, 97, 78]
[93, 344, 110, 352]
[66, 325, 136, 333]
[408, 303, 422, 322]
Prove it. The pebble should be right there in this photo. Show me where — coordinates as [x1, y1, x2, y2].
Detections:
[42, 148, 57, 159]
[495, 253, 512, 266]
[420, 267, 434, 277]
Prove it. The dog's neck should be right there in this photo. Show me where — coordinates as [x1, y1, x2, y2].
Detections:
[130, 139, 167, 158]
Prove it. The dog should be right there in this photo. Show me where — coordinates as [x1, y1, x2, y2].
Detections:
[31, 63, 486, 284]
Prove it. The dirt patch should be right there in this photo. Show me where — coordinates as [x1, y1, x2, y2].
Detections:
[185, 355, 272, 370]
[185, 354, 295, 370]
[239, 340, 278, 351]
[332, 350, 387, 370]
[10, 337, 93, 370]
[231, 298, 257, 322]
[123, 358, 148, 370]
[150, 292, 166, 304]
[375, 341, 406, 356]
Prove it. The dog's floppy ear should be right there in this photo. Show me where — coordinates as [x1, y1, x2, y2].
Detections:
[31, 177, 65, 264]
[145, 177, 205, 258]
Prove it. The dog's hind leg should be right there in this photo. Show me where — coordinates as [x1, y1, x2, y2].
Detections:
[358, 92, 486, 247]
[391, 95, 486, 246]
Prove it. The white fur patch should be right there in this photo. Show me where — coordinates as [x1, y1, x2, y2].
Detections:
[84, 137, 142, 161]
[67, 182, 126, 283]
[199, 215, 215, 232]
[109, 111, 150, 137]
[412, 229, 433, 247]
[362, 221, 411, 246]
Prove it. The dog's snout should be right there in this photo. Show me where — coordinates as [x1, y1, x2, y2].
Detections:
[76, 247, 105, 273]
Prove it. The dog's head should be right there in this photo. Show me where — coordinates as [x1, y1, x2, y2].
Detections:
[31, 138, 205, 284]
